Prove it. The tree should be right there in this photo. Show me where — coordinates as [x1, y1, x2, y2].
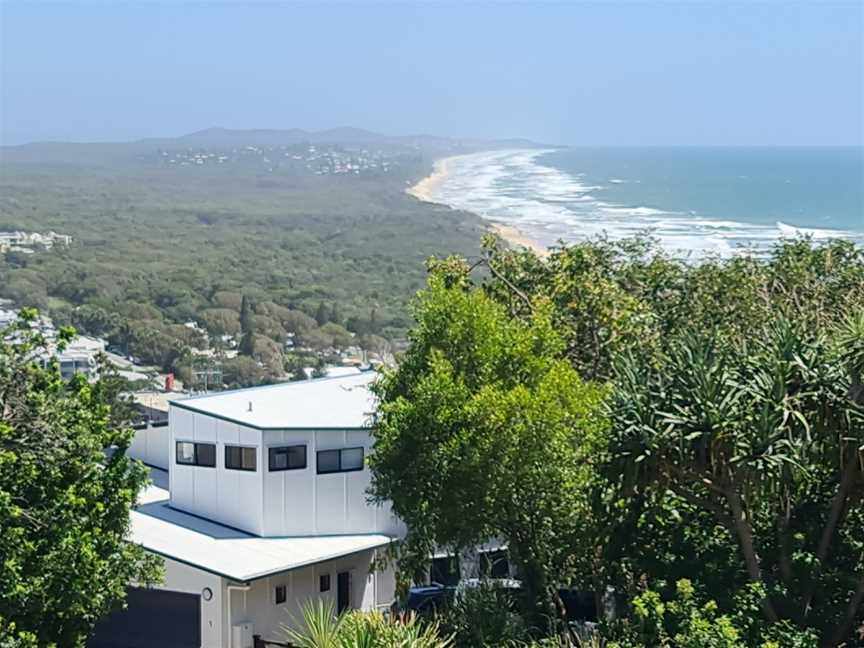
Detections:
[320, 322, 352, 349]
[369, 258, 607, 631]
[608, 317, 864, 646]
[329, 302, 341, 326]
[239, 294, 255, 356]
[199, 307, 241, 337]
[315, 301, 329, 327]
[0, 311, 161, 646]
[222, 355, 266, 388]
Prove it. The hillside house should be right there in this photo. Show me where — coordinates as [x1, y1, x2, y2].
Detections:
[93, 372, 403, 648]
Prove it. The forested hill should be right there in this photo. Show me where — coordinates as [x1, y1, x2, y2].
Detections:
[0, 127, 547, 169]
[0, 128, 533, 384]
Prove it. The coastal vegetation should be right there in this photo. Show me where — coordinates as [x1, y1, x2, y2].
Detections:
[371, 235, 864, 646]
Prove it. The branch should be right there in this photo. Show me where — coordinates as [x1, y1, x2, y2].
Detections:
[480, 258, 534, 314]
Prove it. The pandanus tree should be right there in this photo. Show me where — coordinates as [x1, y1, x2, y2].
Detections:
[608, 314, 864, 646]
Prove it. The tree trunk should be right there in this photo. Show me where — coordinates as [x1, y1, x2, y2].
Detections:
[517, 558, 557, 636]
[724, 487, 779, 623]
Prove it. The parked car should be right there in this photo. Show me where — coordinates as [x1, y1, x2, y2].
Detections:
[391, 583, 456, 618]
[394, 579, 598, 624]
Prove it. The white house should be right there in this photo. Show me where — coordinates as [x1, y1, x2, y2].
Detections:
[94, 372, 404, 648]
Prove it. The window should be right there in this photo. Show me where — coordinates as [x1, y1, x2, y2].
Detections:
[316, 447, 364, 474]
[341, 447, 363, 471]
[175, 441, 216, 467]
[319, 574, 331, 592]
[275, 584, 286, 605]
[268, 445, 307, 471]
[225, 445, 257, 471]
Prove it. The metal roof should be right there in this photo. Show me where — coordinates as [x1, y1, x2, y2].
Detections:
[171, 371, 378, 430]
[132, 470, 392, 582]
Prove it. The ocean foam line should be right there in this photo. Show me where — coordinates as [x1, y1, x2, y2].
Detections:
[427, 149, 863, 258]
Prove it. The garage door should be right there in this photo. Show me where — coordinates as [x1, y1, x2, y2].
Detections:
[89, 588, 200, 648]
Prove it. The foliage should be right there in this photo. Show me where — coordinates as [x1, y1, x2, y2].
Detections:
[607, 308, 864, 644]
[437, 581, 530, 647]
[281, 600, 451, 648]
[0, 310, 162, 646]
[369, 258, 608, 629]
[239, 295, 255, 356]
[600, 579, 819, 648]
[373, 236, 864, 645]
[476, 235, 864, 645]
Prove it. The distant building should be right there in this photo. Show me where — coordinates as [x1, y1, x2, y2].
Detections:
[40, 335, 106, 380]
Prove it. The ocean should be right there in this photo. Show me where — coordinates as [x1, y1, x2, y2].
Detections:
[428, 147, 864, 257]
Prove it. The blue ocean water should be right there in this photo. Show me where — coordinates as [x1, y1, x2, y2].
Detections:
[430, 147, 864, 257]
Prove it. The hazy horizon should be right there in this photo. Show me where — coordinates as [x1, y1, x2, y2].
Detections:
[1, 1, 862, 148]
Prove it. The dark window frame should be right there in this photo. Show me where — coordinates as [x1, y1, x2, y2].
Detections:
[319, 574, 331, 592]
[225, 445, 257, 472]
[275, 584, 287, 605]
[268, 445, 307, 472]
[175, 441, 216, 468]
[316, 447, 364, 474]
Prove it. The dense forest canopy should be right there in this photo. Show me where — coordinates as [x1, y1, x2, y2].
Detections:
[0, 133, 502, 382]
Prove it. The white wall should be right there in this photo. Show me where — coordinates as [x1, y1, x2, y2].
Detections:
[169, 407, 264, 535]
[129, 423, 169, 470]
[169, 406, 405, 539]
[263, 428, 405, 537]
[229, 549, 396, 645]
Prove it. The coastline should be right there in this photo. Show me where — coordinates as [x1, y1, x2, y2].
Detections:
[406, 154, 549, 257]
[405, 157, 453, 203]
[489, 222, 549, 257]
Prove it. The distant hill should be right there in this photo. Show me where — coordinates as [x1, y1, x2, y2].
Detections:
[0, 127, 553, 170]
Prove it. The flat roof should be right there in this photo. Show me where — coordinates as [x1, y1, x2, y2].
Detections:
[171, 372, 377, 430]
[133, 470, 392, 582]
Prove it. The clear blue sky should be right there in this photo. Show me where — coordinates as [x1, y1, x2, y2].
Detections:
[1, 1, 862, 146]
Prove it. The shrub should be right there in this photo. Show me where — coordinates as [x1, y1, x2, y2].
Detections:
[282, 600, 451, 648]
[437, 581, 531, 647]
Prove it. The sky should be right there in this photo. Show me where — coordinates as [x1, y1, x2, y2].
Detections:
[1, 1, 862, 147]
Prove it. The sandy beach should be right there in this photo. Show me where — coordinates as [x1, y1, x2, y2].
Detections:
[489, 222, 549, 257]
[406, 156, 549, 257]
[406, 157, 454, 203]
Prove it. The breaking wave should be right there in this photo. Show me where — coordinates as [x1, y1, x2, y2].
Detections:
[428, 149, 863, 258]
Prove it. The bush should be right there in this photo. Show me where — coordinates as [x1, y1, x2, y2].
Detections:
[600, 580, 820, 648]
[437, 581, 530, 647]
[281, 600, 451, 647]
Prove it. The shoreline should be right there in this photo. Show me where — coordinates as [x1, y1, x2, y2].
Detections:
[406, 154, 549, 257]
[405, 156, 454, 203]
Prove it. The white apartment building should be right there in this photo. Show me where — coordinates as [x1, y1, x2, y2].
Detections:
[93, 372, 403, 648]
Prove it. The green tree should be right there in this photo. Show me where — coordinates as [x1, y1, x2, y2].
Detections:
[608, 317, 864, 645]
[315, 301, 329, 327]
[329, 302, 342, 326]
[369, 258, 607, 631]
[239, 294, 255, 356]
[0, 311, 161, 646]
